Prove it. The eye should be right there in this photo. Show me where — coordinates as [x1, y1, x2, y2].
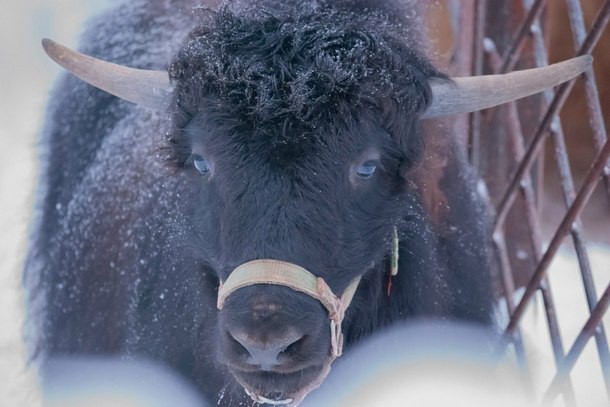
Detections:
[192, 154, 211, 175]
[356, 160, 378, 179]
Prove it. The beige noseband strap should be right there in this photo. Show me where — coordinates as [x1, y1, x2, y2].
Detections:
[217, 259, 361, 358]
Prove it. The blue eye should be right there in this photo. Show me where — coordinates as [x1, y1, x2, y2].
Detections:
[192, 155, 210, 175]
[356, 160, 377, 179]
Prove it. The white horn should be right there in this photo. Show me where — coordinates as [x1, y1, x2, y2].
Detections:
[423, 55, 593, 119]
[42, 38, 172, 111]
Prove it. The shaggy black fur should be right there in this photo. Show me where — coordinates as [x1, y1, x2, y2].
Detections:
[167, 3, 441, 163]
[26, 1, 494, 405]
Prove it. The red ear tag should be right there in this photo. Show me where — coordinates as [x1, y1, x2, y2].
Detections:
[386, 226, 399, 298]
[386, 274, 393, 298]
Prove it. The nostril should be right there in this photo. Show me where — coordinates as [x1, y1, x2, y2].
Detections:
[226, 331, 250, 358]
[281, 335, 307, 356]
[228, 330, 305, 367]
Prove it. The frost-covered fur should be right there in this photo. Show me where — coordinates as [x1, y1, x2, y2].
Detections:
[167, 2, 441, 167]
[26, 1, 494, 405]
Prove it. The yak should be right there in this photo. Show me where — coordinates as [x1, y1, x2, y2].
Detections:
[25, 0, 590, 405]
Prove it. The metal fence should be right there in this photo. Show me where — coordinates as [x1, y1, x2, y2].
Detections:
[433, 0, 610, 405]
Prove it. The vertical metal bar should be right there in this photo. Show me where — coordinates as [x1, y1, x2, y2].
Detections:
[481, 0, 543, 292]
[446, 0, 476, 147]
[492, 232, 534, 396]
[564, 0, 610, 175]
[468, 0, 486, 171]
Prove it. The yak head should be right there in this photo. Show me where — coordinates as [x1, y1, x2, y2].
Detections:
[41, 2, 590, 405]
[161, 8, 439, 404]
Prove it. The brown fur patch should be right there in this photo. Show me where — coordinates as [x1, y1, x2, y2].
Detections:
[409, 119, 454, 227]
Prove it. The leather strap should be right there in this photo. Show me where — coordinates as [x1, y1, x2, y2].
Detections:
[217, 259, 361, 358]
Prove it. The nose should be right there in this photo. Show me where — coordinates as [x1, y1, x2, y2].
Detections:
[220, 285, 328, 371]
[229, 330, 304, 370]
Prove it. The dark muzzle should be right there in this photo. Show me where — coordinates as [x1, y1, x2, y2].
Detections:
[217, 259, 361, 405]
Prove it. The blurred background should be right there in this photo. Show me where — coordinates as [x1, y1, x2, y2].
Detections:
[1, 0, 608, 406]
[0, 1, 108, 405]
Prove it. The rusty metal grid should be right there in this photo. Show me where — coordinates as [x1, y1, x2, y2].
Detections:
[437, 0, 610, 405]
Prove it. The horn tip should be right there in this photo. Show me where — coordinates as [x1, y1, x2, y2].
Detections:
[41, 38, 54, 52]
[41, 38, 62, 60]
[570, 54, 593, 70]
[570, 54, 593, 76]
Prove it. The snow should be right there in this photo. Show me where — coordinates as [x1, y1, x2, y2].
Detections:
[519, 245, 610, 406]
[42, 357, 203, 407]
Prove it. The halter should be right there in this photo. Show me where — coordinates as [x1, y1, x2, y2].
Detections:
[217, 259, 361, 358]
[215, 227, 399, 406]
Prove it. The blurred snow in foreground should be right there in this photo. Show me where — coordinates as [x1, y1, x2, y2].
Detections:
[42, 357, 204, 407]
[303, 321, 529, 407]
